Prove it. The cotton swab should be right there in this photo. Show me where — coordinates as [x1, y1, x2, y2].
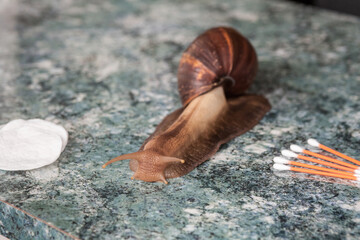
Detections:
[281, 150, 360, 173]
[307, 138, 360, 166]
[273, 157, 360, 177]
[273, 163, 360, 181]
[289, 145, 359, 169]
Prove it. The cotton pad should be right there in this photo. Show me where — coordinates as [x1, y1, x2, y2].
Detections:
[0, 125, 63, 170]
[0, 119, 68, 152]
[26, 119, 68, 151]
[0, 119, 26, 131]
[0, 119, 68, 171]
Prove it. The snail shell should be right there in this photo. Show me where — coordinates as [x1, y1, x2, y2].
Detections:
[178, 27, 257, 106]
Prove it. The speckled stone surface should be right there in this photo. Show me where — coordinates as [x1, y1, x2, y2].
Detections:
[0, 200, 75, 240]
[0, 0, 360, 239]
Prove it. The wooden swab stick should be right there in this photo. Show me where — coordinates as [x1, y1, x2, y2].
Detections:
[307, 138, 360, 166]
[290, 145, 359, 169]
[273, 163, 359, 181]
[281, 150, 360, 173]
[273, 157, 360, 177]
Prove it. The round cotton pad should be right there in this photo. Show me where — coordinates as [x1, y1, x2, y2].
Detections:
[0, 119, 68, 152]
[0, 125, 63, 171]
[26, 119, 68, 152]
[0, 119, 27, 132]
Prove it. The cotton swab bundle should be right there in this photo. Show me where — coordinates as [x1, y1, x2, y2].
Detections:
[273, 163, 360, 181]
[281, 150, 360, 173]
[307, 138, 360, 166]
[273, 138, 359, 183]
[273, 157, 360, 177]
[289, 145, 359, 169]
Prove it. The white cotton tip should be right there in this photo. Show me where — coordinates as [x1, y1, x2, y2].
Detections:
[281, 150, 298, 158]
[273, 157, 289, 164]
[290, 144, 304, 153]
[307, 138, 320, 147]
[273, 163, 291, 171]
[354, 169, 360, 175]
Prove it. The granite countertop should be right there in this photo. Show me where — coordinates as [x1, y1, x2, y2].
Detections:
[0, 0, 359, 239]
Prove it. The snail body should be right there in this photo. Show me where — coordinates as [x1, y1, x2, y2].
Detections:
[103, 27, 271, 184]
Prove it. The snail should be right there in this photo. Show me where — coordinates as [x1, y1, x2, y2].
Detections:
[102, 27, 271, 184]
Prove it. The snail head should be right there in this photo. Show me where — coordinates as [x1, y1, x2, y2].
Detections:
[102, 150, 185, 184]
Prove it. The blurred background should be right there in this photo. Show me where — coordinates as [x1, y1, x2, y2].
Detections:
[289, 0, 360, 17]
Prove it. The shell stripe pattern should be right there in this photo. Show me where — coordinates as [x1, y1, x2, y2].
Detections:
[177, 27, 257, 106]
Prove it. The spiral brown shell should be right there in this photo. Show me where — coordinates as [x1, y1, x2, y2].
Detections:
[177, 27, 258, 106]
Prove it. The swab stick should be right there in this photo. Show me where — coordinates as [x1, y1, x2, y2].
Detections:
[281, 150, 360, 173]
[273, 157, 359, 177]
[273, 163, 359, 181]
[290, 145, 359, 169]
[307, 138, 360, 166]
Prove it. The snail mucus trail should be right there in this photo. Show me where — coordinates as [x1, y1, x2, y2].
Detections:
[102, 27, 271, 184]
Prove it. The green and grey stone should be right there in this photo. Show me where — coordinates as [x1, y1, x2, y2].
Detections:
[0, 0, 359, 239]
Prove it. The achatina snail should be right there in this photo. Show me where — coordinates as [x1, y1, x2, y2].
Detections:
[102, 27, 271, 184]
